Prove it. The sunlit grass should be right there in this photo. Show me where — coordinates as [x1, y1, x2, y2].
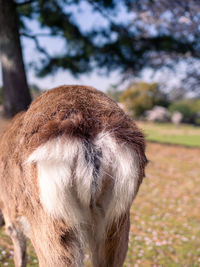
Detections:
[138, 122, 200, 147]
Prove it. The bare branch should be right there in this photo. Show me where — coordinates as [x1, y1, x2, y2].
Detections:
[15, 0, 36, 7]
[88, 0, 132, 38]
[20, 31, 63, 38]
[88, 0, 112, 22]
[21, 32, 51, 59]
[29, 33, 55, 37]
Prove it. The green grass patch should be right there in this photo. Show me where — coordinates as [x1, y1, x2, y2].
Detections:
[138, 122, 200, 147]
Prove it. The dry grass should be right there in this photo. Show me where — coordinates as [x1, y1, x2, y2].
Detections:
[0, 119, 200, 266]
[125, 143, 200, 267]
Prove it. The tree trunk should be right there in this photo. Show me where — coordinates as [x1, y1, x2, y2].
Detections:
[0, 0, 31, 117]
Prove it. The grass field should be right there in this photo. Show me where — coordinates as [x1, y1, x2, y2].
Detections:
[0, 119, 200, 266]
[138, 122, 200, 147]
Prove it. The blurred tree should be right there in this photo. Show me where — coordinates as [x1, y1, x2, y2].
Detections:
[169, 98, 200, 125]
[0, 0, 126, 117]
[129, 0, 200, 96]
[0, 0, 31, 117]
[0, 0, 200, 116]
[120, 82, 168, 117]
[106, 85, 122, 102]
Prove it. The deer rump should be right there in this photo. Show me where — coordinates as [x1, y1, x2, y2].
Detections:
[28, 131, 139, 230]
[0, 85, 147, 267]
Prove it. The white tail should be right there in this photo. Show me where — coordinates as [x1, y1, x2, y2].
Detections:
[0, 85, 147, 267]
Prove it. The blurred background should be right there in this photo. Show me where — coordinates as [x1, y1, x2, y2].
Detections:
[0, 0, 200, 266]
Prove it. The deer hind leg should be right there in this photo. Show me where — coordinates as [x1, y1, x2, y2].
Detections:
[29, 216, 84, 267]
[6, 222, 27, 267]
[90, 213, 130, 267]
[30, 230, 84, 267]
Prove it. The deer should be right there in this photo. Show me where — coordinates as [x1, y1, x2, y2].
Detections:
[0, 85, 147, 267]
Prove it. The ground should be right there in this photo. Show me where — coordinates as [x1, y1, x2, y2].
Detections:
[125, 142, 200, 267]
[0, 120, 200, 266]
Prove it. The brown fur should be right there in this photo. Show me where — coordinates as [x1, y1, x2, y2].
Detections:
[0, 85, 147, 267]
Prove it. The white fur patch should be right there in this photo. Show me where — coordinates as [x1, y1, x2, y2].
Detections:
[27, 132, 139, 229]
[94, 132, 139, 224]
[27, 137, 87, 229]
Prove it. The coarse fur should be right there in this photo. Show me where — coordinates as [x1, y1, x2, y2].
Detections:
[0, 85, 147, 267]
